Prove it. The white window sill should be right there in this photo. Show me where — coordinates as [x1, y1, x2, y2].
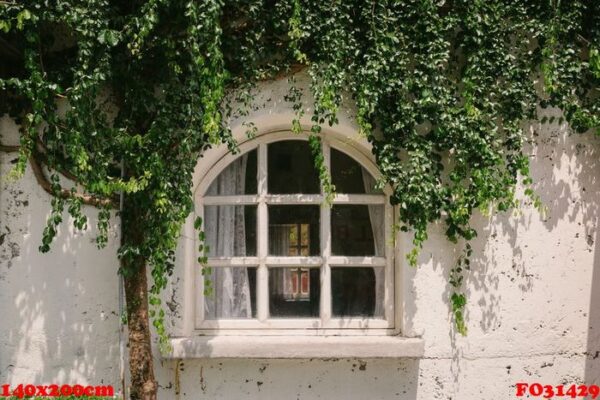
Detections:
[164, 336, 424, 359]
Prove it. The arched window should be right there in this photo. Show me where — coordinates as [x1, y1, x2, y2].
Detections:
[194, 133, 395, 331]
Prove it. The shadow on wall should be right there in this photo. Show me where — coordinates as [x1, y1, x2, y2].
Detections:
[471, 113, 600, 338]
[471, 116, 600, 381]
[586, 216, 600, 384]
[523, 116, 600, 384]
[0, 144, 121, 389]
[401, 109, 600, 389]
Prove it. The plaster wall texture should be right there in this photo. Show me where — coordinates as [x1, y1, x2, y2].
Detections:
[1, 76, 599, 399]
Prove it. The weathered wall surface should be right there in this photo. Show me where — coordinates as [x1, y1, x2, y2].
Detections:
[1, 76, 600, 399]
[0, 116, 121, 388]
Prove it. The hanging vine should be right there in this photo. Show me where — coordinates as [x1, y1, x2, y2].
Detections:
[1, 1, 599, 396]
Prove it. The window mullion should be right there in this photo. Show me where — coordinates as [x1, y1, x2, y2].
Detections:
[384, 203, 394, 325]
[320, 141, 332, 323]
[257, 143, 269, 322]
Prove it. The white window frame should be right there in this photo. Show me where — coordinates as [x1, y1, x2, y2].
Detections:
[190, 130, 398, 335]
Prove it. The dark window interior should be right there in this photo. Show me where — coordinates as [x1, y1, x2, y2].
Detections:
[331, 148, 366, 194]
[247, 267, 257, 317]
[269, 268, 320, 318]
[331, 205, 375, 256]
[331, 267, 376, 317]
[268, 140, 320, 194]
[244, 149, 258, 194]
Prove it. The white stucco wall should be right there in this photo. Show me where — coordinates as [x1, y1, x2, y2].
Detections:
[0, 116, 121, 388]
[1, 75, 599, 399]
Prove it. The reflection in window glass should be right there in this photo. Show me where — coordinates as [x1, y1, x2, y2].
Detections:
[204, 205, 256, 256]
[331, 205, 384, 256]
[268, 140, 320, 194]
[268, 223, 310, 256]
[269, 206, 320, 256]
[331, 267, 384, 318]
[207, 149, 257, 195]
[269, 267, 320, 318]
[204, 267, 257, 319]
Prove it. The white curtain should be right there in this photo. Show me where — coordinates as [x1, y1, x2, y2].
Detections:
[204, 155, 252, 319]
[362, 168, 385, 318]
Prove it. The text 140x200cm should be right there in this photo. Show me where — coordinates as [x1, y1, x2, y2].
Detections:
[1, 383, 114, 398]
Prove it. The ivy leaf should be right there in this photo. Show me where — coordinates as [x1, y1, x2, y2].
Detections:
[16, 9, 31, 30]
[590, 48, 600, 79]
[0, 20, 11, 33]
[99, 30, 120, 47]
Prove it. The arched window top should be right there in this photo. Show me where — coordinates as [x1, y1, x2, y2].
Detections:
[197, 132, 385, 197]
[204, 139, 382, 197]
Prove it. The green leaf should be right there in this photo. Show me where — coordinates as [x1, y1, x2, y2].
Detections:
[0, 20, 11, 33]
[16, 9, 31, 30]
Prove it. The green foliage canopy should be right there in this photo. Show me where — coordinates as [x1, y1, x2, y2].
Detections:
[1, 0, 599, 337]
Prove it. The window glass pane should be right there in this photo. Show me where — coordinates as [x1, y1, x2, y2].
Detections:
[204, 267, 256, 319]
[204, 205, 256, 256]
[268, 140, 320, 194]
[207, 149, 257, 195]
[331, 205, 384, 256]
[331, 148, 381, 194]
[269, 206, 320, 256]
[332, 267, 384, 318]
[269, 267, 320, 318]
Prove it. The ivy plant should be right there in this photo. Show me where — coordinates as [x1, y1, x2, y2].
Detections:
[1, 1, 598, 398]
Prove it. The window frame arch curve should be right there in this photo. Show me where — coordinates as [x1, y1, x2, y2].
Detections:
[194, 129, 390, 200]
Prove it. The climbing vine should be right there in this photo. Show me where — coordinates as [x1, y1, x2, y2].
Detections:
[1, 0, 599, 396]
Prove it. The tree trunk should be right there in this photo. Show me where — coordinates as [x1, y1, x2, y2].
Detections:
[123, 254, 158, 400]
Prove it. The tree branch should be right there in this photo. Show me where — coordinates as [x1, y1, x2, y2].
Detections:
[29, 155, 117, 208]
[0, 143, 20, 152]
[257, 63, 306, 82]
[3, 130, 118, 208]
[33, 139, 81, 182]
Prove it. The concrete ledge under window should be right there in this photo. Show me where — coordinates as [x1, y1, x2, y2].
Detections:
[164, 336, 425, 359]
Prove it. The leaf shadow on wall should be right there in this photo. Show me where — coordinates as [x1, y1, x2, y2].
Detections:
[0, 150, 121, 390]
[401, 108, 600, 391]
